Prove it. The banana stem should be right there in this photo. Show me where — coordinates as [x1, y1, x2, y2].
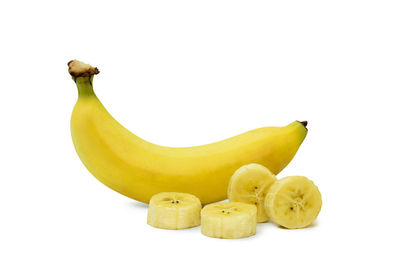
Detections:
[68, 60, 99, 97]
[75, 76, 96, 97]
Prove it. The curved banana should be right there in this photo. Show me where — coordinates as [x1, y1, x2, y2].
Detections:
[68, 60, 308, 204]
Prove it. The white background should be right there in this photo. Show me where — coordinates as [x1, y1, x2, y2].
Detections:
[1, 0, 399, 266]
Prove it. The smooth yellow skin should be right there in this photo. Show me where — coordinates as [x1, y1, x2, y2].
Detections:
[70, 76, 307, 204]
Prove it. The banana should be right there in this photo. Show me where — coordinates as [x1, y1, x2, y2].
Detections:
[68, 60, 308, 204]
[227, 163, 277, 222]
[201, 202, 257, 239]
[265, 176, 322, 229]
[147, 192, 201, 230]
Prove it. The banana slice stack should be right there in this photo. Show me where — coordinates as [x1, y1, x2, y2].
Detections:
[146, 165, 322, 238]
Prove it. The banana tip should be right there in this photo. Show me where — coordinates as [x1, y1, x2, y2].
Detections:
[299, 121, 308, 128]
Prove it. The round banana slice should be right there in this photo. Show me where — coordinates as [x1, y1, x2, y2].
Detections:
[147, 192, 201, 230]
[264, 176, 322, 229]
[201, 202, 257, 239]
[227, 163, 277, 222]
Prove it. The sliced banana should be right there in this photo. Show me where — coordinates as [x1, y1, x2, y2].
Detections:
[201, 202, 257, 239]
[147, 192, 201, 230]
[227, 163, 277, 222]
[265, 176, 322, 229]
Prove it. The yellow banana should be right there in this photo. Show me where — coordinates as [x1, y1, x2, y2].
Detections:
[68, 60, 308, 204]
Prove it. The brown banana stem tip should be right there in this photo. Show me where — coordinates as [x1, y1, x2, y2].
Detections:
[68, 60, 99, 78]
[300, 121, 308, 127]
[299, 121, 308, 128]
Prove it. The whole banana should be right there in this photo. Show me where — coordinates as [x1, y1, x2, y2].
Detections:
[68, 60, 308, 204]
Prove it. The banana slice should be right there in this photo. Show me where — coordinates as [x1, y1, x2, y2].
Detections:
[265, 176, 322, 229]
[201, 202, 257, 239]
[227, 163, 277, 222]
[147, 192, 201, 230]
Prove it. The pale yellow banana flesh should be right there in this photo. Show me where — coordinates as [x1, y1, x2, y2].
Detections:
[201, 202, 257, 239]
[228, 163, 277, 222]
[69, 60, 308, 204]
[147, 192, 201, 230]
[265, 176, 322, 229]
